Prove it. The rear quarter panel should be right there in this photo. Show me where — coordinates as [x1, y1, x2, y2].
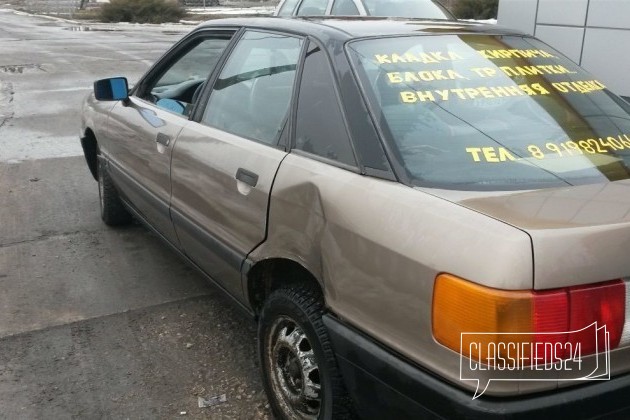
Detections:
[249, 152, 534, 395]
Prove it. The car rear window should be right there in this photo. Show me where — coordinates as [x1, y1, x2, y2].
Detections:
[347, 35, 630, 190]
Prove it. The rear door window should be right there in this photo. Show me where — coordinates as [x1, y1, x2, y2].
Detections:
[201, 31, 303, 145]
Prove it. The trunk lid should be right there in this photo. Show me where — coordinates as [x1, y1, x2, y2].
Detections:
[420, 180, 630, 290]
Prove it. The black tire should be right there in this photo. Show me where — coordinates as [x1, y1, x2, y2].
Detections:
[97, 154, 132, 226]
[258, 283, 353, 420]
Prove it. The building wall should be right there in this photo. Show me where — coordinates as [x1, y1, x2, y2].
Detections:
[497, 0, 630, 97]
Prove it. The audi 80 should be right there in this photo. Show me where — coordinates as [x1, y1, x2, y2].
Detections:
[80, 17, 630, 419]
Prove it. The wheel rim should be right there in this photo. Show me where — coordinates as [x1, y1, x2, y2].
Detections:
[267, 316, 321, 419]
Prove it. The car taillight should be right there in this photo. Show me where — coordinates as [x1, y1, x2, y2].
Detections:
[432, 274, 627, 364]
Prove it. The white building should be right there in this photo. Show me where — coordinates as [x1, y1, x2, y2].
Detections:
[498, 0, 630, 98]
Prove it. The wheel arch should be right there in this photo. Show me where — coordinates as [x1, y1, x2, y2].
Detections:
[81, 127, 98, 181]
[245, 257, 324, 317]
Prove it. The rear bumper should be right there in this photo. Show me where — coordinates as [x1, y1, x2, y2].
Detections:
[323, 315, 630, 419]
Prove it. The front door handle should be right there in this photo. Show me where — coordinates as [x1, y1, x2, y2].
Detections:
[235, 168, 258, 187]
[156, 132, 171, 146]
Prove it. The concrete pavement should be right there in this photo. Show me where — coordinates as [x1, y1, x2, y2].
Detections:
[0, 9, 269, 418]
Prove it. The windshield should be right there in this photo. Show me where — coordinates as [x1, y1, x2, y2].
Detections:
[347, 35, 630, 190]
[362, 0, 454, 19]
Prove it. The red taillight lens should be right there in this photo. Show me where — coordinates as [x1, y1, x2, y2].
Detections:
[568, 280, 625, 353]
[533, 289, 569, 360]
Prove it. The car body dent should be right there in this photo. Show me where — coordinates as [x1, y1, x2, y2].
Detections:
[249, 152, 534, 395]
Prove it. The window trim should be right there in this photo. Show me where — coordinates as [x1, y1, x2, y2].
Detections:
[195, 28, 308, 150]
[291, 149, 362, 174]
[353, 0, 368, 14]
[189, 27, 246, 123]
[325, 0, 335, 14]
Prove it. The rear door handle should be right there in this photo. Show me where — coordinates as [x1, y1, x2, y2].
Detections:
[156, 132, 171, 146]
[235, 168, 258, 187]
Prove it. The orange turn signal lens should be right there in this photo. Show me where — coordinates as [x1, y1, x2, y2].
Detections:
[432, 274, 532, 362]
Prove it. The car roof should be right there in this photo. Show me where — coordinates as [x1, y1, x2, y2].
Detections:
[196, 17, 524, 40]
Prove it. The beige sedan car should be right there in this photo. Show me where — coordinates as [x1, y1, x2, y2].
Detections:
[81, 17, 630, 419]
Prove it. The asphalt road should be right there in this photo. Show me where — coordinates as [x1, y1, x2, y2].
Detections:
[0, 9, 270, 419]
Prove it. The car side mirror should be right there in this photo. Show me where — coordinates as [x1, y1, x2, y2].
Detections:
[94, 77, 129, 102]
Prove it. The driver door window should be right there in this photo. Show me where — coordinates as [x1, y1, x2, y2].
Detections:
[141, 35, 232, 116]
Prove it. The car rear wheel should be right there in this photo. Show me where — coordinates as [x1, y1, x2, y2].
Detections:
[258, 284, 353, 420]
[97, 152, 132, 226]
